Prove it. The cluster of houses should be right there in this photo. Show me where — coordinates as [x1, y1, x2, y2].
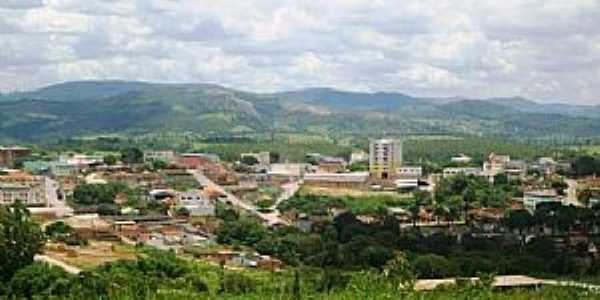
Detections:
[5, 140, 600, 272]
[240, 139, 424, 191]
[0, 148, 224, 236]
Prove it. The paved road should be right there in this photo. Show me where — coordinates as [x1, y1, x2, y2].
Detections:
[35, 255, 82, 274]
[270, 180, 301, 209]
[188, 169, 291, 226]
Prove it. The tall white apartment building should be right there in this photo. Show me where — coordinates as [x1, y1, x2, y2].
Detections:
[369, 139, 402, 180]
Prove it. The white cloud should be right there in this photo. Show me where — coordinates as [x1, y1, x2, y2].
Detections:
[0, 0, 42, 9]
[0, 0, 599, 104]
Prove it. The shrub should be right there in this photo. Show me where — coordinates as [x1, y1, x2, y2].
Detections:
[219, 272, 257, 294]
[8, 263, 72, 299]
[413, 254, 456, 279]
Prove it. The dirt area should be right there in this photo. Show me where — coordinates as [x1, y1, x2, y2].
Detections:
[32, 214, 60, 226]
[301, 185, 411, 198]
[44, 240, 137, 270]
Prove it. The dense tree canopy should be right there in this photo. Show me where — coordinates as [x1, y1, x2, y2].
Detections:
[0, 201, 45, 281]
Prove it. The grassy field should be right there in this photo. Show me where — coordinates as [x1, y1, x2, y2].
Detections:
[278, 187, 412, 215]
[301, 185, 410, 199]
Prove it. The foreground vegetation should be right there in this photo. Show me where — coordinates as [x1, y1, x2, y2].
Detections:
[2, 199, 600, 299]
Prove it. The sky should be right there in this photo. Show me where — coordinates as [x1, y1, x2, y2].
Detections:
[0, 0, 599, 104]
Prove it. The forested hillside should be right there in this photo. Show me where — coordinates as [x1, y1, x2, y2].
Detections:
[1, 81, 599, 142]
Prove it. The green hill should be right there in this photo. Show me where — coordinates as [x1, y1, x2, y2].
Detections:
[1, 81, 599, 142]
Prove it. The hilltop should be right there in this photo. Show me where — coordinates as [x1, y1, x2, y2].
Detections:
[1, 81, 600, 142]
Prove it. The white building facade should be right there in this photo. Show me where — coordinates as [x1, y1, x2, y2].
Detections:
[369, 139, 403, 180]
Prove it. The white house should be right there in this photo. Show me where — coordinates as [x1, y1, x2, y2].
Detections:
[176, 191, 215, 217]
[144, 150, 175, 163]
[443, 167, 483, 178]
[451, 154, 472, 164]
[397, 166, 423, 178]
[523, 190, 562, 213]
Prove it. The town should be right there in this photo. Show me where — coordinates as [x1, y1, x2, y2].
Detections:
[2, 137, 600, 296]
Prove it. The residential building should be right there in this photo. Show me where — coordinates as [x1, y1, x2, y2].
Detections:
[317, 156, 347, 173]
[369, 139, 403, 180]
[397, 166, 423, 178]
[483, 153, 510, 174]
[176, 153, 220, 169]
[23, 160, 53, 175]
[0, 172, 53, 206]
[50, 162, 80, 177]
[144, 150, 175, 164]
[523, 190, 562, 213]
[59, 154, 103, 167]
[303, 172, 369, 188]
[176, 191, 215, 217]
[395, 178, 419, 190]
[536, 157, 557, 176]
[451, 154, 473, 164]
[268, 163, 308, 179]
[63, 214, 115, 240]
[504, 160, 527, 180]
[22, 160, 81, 177]
[443, 167, 483, 178]
[350, 150, 369, 164]
[0, 146, 31, 168]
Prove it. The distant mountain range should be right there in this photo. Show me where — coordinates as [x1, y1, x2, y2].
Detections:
[1, 80, 599, 142]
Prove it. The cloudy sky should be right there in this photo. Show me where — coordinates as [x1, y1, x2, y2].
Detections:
[1, 0, 599, 104]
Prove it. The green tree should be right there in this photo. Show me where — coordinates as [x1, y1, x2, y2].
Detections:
[8, 263, 72, 298]
[433, 203, 448, 225]
[0, 201, 45, 281]
[408, 191, 431, 227]
[550, 177, 568, 196]
[103, 154, 118, 166]
[270, 152, 281, 164]
[447, 195, 464, 225]
[45, 221, 74, 238]
[72, 183, 131, 206]
[572, 155, 599, 177]
[383, 252, 415, 292]
[504, 209, 534, 247]
[120, 147, 143, 164]
[241, 155, 259, 166]
[151, 160, 168, 170]
[412, 254, 456, 279]
[578, 188, 593, 208]
[216, 217, 267, 246]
